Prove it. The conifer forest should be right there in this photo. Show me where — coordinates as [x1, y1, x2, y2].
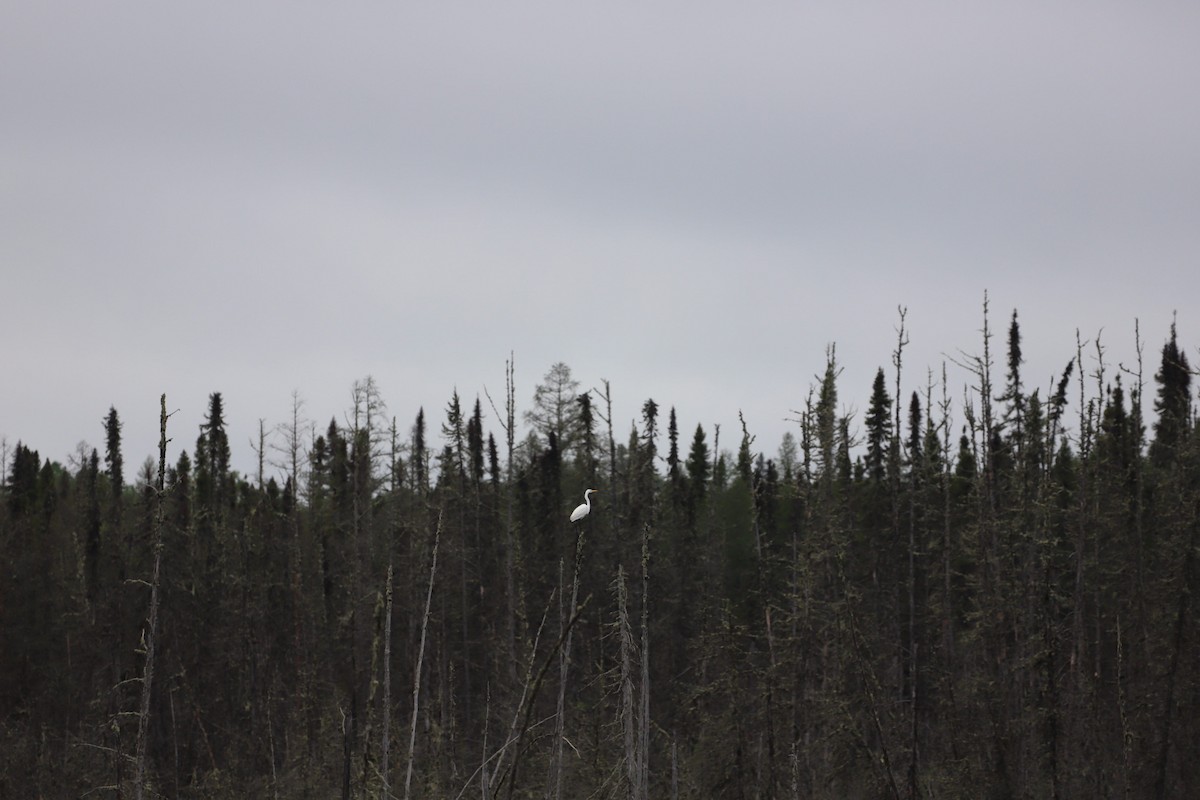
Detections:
[4, 306, 1200, 799]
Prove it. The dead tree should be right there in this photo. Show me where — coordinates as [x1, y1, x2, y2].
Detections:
[405, 512, 442, 800]
[134, 394, 169, 800]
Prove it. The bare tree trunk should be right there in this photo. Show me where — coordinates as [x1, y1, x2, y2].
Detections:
[639, 525, 651, 800]
[1153, 515, 1196, 800]
[342, 703, 354, 800]
[487, 355, 522, 682]
[134, 394, 169, 800]
[505, 359, 521, 678]
[845, 596, 903, 800]
[255, 417, 266, 489]
[938, 364, 957, 735]
[548, 560, 567, 800]
[671, 734, 680, 800]
[491, 602, 551, 799]
[496, 592, 589, 800]
[406, 513, 443, 800]
[893, 308, 921, 800]
[597, 380, 619, 538]
[617, 565, 639, 800]
[480, 685, 491, 800]
[1115, 612, 1131, 800]
[1070, 330, 1091, 684]
[764, 605, 781, 800]
[615, 557, 651, 800]
[548, 525, 589, 799]
[267, 690, 280, 800]
[907, 472, 920, 800]
[381, 564, 394, 799]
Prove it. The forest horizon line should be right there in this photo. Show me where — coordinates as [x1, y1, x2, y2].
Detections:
[6, 302, 1183, 497]
[2, 301, 1198, 798]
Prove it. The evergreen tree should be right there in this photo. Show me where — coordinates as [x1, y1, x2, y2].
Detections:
[439, 390, 467, 490]
[712, 451, 729, 493]
[487, 433, 501, 488]
[1150, 320, 1192, 466]
[412, 407, 429, 494]
[1023, 390, 1047, 482]
[954, 430, 976, 486]
[756, 454, 779, 542]
[906, 391, 923, 472]
[1048, 360, 1075, 449]
[349, 423, 373, 515]
[326, 418, 351, 518]
[836, 416, 853, 486]
[634, 399, 660, 526]
[523, 429, 563, 600]
[999, 310, 1025, 455]
[815, 346, 841, 488]
[195, 392, 231, 520]
[103, 406, 124, 500]
[6, 313, 1200, 799]
[576, 391, 598, 483]
[665, 407, 689, 518]
[467, 397, 485, 487]
[169, 450, 192, 531]
[84, 449, 101, 602]
[736, 414, 754, 486]
[666, 407, 680, 481]
[865, 367, 893, 484]
[685, 423, 710, 516]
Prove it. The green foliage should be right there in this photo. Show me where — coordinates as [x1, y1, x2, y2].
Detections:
[865, 367, 893, 484]
[3, 318, 1200, 798]
[1150, 320, 1192, 467]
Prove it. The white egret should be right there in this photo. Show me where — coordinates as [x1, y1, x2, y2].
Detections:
[570, 488, 598, 522]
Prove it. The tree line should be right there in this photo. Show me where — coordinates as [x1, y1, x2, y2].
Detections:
[1, 303, 1198, 799]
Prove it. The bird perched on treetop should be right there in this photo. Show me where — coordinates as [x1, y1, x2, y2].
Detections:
[570, 488, 598, 522]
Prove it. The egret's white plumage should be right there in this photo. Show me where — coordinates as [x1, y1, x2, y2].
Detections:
[570, 488, 598, 522]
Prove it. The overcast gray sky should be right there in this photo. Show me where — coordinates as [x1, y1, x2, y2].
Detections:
[3, 2, 1198, 480]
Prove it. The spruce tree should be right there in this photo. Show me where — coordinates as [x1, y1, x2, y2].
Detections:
[487, 433, 501, 488]
[998, 310, 1025, 457]
[665, 407, 688, 518]
[170, 450, 192, 531]
[815, 346, 841, 489]
[641, 399, 659, 459]
[865, 368, 893, 484]
[440, 390, 467, 489]
[667, 407, 680, 481]
[736, 414, 753, 486]
[467, 397, 485, 487]
[576, 391, 598, 483]
[685, 423, 710, 515]
[196, 392, 231, 520]
[625, 399, 660, 533]
[84, 448, 102, 602]
[1150, 320, 1191, 466]
[906, 391, 923, 472]
[326, 419, 350, 518]
[103, 406, 124, 500]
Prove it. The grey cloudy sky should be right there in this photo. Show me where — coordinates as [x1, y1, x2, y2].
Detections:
[3, 2, 1198, 478]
